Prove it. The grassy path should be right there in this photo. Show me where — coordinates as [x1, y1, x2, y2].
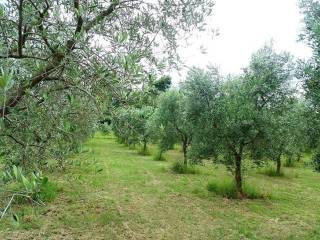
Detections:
[1, 133, 320, 239]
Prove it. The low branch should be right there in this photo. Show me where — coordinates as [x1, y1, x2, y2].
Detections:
[0, 54, 47, 61]
[0, 2, 119, 117]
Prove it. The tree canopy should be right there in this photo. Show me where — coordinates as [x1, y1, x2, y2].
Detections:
[0, 0, 215, 168]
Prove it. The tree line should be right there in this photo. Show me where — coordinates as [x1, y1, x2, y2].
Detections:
[111, 44, 315, 198]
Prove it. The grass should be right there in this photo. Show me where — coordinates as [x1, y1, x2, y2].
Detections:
[207, 177, 264, 199]
[171, 161, 198, 174]
[137, 145, 151, 156]
[258, 166, 285, 177]
[153, 149, 166, 161]
[1, 133, 320, 239]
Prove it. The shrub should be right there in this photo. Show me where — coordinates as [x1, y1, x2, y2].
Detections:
[171, 161, 197, 174]
[207, 178, 263, 199]
[313, 153, 320, 172]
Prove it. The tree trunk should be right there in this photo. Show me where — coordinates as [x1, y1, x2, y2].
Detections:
[296, 153, 301, 162]
[288, 157, 292, 166]
[276, 155, 281, 175]
[234, 153, 244, 199]
[143, 140, 147, 154]
[182, 139, 188, 167]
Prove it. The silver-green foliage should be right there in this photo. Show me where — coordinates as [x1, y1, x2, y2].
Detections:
[112, 106, 154, 152]
[0, 0, 215, 168]
[298, 0, 320, 150]
[182, 45, 296, 197]
[150, 90, 192, 165]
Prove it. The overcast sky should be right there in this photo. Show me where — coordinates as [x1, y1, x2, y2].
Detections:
[0, 0, 312, 82]
[172, 0, 313, 83]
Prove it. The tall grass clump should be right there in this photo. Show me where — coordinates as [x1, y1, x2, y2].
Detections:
[283, 157, 297, 168]
[171, 161, 197, 174]
[137, 145, 150, 156]
[207, 177, 263, 199]
[257, 166, 284, 177]
[153, 150, 166, 161]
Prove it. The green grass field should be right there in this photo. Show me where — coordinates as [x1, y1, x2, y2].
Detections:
[1, 133, 320, 240]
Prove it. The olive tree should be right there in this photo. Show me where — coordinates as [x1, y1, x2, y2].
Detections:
[112, 106, 153, 154]
[298, 0, 320, 153]
[151, 90, 192, 165]
[180, 66, 221, 161]
[0, 0, 215, 168]
[264, 100, 307, 174]
[215, 78, 267, 197]
[244, 44, 295, 175]
[183, 45, 295, 198]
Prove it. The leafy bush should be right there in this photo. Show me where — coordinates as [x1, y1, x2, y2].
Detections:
[171, 161, 197, 174]
[313, 153, 320, 172]
[207, 178, 263, 199]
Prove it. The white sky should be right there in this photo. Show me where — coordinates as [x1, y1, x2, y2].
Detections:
[0, 0, 312, 82]
[172, 0, 313, 83]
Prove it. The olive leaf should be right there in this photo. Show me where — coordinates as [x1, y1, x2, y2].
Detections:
[0, 67, 14, 91]
[116, 31, 129, 44]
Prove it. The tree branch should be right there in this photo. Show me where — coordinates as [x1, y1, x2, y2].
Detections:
[0, 1, 119, 117]
[18, 0, 24, 56]
[0, 54, 47, 61]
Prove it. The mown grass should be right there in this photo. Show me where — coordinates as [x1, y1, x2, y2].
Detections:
[1, 133, 320, 239]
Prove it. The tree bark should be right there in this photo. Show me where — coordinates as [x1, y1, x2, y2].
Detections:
[276, 155, 282, 175]
[143, 140, 147, 154]
[287, 155, 292, 166]
[18, 0, 24, 56]
[234, 153, 244, 198]
[296, 153, 301, 162]
[182, 138, 188, 166]
[0, 2, 119, 117]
